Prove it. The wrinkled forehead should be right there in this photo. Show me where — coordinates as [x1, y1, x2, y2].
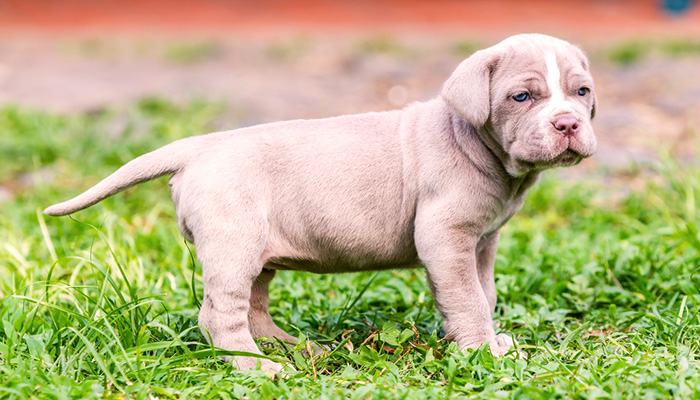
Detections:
[491, 36, 591, 85]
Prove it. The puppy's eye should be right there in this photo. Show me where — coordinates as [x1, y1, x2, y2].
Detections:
[512, 92, 530, 102]
[577, 87, 589, 96]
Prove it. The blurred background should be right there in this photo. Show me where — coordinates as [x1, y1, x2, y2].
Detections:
[0, 0, 699, 174]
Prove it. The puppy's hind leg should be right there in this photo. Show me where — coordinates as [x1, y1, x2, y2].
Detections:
[248, 269, 298, 343]
[195, 213, 282, 371]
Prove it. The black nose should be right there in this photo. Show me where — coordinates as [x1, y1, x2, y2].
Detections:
[552, 116, 580, 136]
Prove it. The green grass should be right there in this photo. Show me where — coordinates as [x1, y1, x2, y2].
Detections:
[164, 42, 223, 64]
[266, 36, 314, 62]
[452, 39, 484, 58]
[1, 101, 700, 399]
[606, 38, 700, 65]
[59, 38, 224, 64]
[354, 35, 411, 57]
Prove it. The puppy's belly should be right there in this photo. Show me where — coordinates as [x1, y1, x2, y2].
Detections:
[262, 231, 420, 274]
[264, 254, 422, 274]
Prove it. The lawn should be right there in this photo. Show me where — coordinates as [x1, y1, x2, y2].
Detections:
[1, 100, 699, 399]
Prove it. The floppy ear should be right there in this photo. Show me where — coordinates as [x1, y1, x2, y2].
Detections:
[441, 48, 501, 127]
[590, 91, 597, 119]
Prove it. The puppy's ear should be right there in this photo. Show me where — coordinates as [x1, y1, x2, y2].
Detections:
[590, 91, 597, 119]
[442, 48, 501, 127]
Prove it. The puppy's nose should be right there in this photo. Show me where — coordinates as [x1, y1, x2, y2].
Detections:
[552, 116, 579, 136]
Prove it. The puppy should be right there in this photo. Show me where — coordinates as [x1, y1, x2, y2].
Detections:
[45, 34, 597, 371]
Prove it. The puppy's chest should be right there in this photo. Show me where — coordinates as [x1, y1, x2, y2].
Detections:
[480, 172, 539, 236]
[482, 196, 526, 237]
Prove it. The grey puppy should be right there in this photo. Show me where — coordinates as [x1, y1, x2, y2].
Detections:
[45, 34, 597, 371]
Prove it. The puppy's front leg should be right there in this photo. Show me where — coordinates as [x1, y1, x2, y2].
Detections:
[416, 216, 513, 356]
[476, 231, 500, 314]
[420, 236, 495, 348]
[476, 231, 519, 355]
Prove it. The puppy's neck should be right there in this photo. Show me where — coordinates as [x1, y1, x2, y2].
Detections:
[450, 113, 541, 197]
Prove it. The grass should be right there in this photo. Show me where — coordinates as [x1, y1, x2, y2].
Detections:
[164, 41, 223, 64]
[452, 40, 484, 57]
[606, 38, 700, 65]
[59, 38, 224, 64]
[354, 35, 412, 58]
[1, 101, 700, 399]
[266, 36, 314, 62]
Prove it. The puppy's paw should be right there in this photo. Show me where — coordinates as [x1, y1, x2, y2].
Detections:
[489, 333, 523, 357]
[260, 359, 284, 372]
[231, 356, 283, 372]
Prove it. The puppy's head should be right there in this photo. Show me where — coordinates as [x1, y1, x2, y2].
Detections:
[442, 34, 597, 176]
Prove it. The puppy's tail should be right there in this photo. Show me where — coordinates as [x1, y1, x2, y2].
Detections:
[43, 137, 197, 216]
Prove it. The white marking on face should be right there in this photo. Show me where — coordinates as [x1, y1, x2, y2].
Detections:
[540, 51, 575, 118]
[545, 52, 563, 102]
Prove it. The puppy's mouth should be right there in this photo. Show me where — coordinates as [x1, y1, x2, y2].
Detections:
[509, 129, 596, 174]
[516, 146, 585, 171]
[521, 149, 580, 170]
[553, 148, 583, 165]
[550, 132, 596, 163]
